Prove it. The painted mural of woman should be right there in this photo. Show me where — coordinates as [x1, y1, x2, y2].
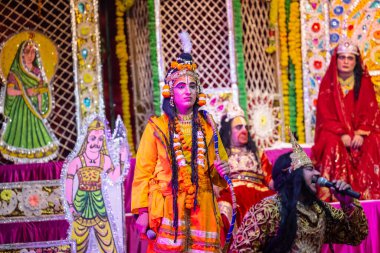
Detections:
[0, 32, 59, 163]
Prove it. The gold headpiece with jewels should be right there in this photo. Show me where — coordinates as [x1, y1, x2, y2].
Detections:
[337, 38, 359, 56]
[162, 31, 206, 107]
[289, 128, 313, 171]
[163, 31, 199, 87]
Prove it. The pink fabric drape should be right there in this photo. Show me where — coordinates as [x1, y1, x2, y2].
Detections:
[124, 158, 149, 253]
[0, 161, 64, 182]
[0, 220, 69, 244]
[0, 161, 67, 244]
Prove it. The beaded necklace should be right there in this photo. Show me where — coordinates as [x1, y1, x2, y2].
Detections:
[173, 116, 206, 209]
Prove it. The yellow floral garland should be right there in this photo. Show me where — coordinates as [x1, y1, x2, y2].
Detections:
[115, 0, 135, 155]
[266, 0, 279, 53]
[289, 1, 305, 142]
[278, 0, 290, 141]
[122, 0, 135, 9]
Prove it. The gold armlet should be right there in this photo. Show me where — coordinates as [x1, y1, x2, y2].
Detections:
[67, 174, 75, 179]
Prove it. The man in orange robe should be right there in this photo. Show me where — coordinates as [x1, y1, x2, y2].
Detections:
[132, 32, 230, 252]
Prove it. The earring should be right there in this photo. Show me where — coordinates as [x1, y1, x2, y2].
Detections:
[198, 93, 206, 106]
[162, 84, 171, 98]
[170, 96, 174, 107]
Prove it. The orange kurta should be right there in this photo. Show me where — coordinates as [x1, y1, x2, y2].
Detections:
[132, 113, 228, 252]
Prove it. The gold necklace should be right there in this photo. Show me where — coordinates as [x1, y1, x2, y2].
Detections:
[338, 75, 354, 95]
[177, 113, 193, 122]
[177, 113, 193, 135]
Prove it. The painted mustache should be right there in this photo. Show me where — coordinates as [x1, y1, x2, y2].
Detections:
[90, 144, 101, 149]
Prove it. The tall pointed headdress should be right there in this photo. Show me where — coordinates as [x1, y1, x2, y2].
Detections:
[288, 128, 313, 171]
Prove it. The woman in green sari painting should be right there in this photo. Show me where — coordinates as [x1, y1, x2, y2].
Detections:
[0, 39, 58, 162]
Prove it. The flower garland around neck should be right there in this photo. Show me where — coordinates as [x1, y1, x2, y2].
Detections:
[173, 116, 206, 209]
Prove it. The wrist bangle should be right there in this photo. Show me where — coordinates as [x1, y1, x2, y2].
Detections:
[68, 203, 74, 207]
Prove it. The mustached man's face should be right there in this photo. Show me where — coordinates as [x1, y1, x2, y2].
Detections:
[303, 166, 321, 194]
[86, 130, 104, 153]
[231, 116, 248, 147]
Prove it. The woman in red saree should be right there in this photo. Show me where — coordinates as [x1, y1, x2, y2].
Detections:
[312, 41, 380, 201]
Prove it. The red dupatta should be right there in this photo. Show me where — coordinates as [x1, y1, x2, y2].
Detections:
[314, 48, 380, 142]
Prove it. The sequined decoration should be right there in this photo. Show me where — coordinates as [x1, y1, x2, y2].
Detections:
[72, 0, 105, 128]
[61, 114, 129, 253]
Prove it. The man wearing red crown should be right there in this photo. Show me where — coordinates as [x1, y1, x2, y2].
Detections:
[231, 131, 368, 252]
[131, 31, 230, 252]
[312, 39, 380, 201]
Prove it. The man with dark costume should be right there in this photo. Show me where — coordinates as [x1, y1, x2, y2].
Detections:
[231, 131, 368, 252]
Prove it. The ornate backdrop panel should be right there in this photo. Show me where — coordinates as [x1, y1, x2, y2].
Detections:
[241, 0, 281, 148]
[159, 0, 231, 90]
[0, 1, 77, 164]
[127, 0, 155, 145]
[301, 0, 380, 143]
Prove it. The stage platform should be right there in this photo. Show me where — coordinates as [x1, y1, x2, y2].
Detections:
[0, 154, 378, 253]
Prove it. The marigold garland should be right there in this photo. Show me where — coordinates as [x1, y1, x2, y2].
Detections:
[115, 0, 135, 155]
[288, 1, 305, 142]
[266, 0, 279, 53]
[173, 118, 206, 209]
[278, 0, 290, 141]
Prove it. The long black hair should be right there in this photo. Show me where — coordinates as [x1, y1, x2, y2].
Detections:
[219, 115, 259, 161]
[353, 54, 363, 100]
[263, 152, 333, 253]
[162, 96, 203, 241]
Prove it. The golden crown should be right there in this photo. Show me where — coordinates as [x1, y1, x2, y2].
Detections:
[289, 128, 313, 171]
